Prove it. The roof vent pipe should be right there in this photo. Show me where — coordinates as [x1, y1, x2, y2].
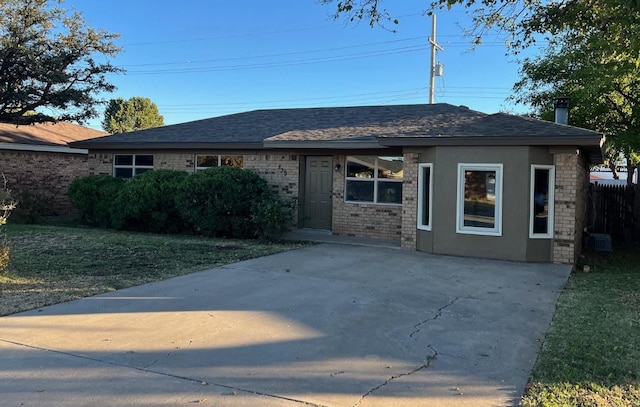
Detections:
[553, 97, 570, 125]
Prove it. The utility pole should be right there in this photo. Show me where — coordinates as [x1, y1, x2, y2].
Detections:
[429, 13, 444, 104]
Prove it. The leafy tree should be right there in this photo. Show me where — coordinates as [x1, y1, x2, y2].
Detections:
[102, 96, 164, 133]
[513, 30, 640, 184]
[0, 0, 121, 125]
[321, 0, 640, 52]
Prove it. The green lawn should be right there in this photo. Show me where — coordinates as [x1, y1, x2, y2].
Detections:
[521, 243, 640, 406]
[0, 224, 309, 316]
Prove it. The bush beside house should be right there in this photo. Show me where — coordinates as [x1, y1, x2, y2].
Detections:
[68, 167, 296, 241]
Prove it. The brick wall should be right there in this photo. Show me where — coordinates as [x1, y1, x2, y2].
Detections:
[156, 153, 194, 171]
[553, 150, 589, 264]
[331, 155, 402, 240]
[243, 154, 299, 201]
[1, 150, 88, 214]
[401, 152, 419, 249]
[88, 153, 113, 175]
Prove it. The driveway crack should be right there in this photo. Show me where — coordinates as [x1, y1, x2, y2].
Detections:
[352, 346, 438, 407]
[410, 297, 459, 338]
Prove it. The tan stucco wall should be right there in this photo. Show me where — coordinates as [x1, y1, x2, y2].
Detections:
[427, 146, 531, 261]
[2, 150, 88, 214]
[408, 146, 559, 262]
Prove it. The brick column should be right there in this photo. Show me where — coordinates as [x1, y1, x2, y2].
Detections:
[401, 152, 419, 249]
[553, 150, 588, 264]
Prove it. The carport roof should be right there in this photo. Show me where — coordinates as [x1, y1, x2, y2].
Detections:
[70, 103, 604, 162]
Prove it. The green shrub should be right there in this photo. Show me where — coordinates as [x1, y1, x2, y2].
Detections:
[111, 169, 189, 233]
[68, 175, 124, 227]
[175, 166, 275, 238]
[252, 196, 296, 241]
[14, 190, 50, 223]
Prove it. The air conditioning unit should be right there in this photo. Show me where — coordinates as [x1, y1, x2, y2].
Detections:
[583, 233, 612, 252]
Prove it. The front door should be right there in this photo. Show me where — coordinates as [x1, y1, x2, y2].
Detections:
[304, 156, 333, 230]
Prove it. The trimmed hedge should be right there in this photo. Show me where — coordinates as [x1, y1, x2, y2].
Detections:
[175, 166, 274, 238]
[68, 175, 125, 227]
[68, 168, 295, 241]
[111, 169, 189, 234]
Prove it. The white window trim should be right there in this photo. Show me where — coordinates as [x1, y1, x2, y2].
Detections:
[344, 156, 404, 206]
[456, 163, 503, 236]
[113, 154, 154, 177]
[529, 164, 555, 239]
[417, 163, 433, 231]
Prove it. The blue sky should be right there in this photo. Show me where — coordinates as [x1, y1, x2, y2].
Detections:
[64, 0, 535, 130]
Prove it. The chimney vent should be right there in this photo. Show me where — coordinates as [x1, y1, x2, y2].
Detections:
[553, 97, 570, 125]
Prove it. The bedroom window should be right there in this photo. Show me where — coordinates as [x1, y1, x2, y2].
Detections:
[530, 165, 555, 239]
[417, 163, 433, 230]
[113, 154, 154, 178]
[456, 163, 503, 236]
[345, 156, 404, 204]
[195, 155, 243, 171]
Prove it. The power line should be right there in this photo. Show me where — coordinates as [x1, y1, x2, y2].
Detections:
[158, 87, 430, 108]
[120, 36, 426, 68]
[122, 45, 428, 75]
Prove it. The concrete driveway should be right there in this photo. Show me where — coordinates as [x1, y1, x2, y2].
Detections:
[0, 243, 570, 407]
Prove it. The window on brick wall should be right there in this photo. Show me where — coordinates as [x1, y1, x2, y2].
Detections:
[456, 163, 503, 236]
[195, 155, 243, 171]
[113, 154, 154, 178]
[345, 156, 403, 204]
[417, 163, 433, 231]
[530, 165, 555, 239]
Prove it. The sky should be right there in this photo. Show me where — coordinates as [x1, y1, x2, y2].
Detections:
[63, 0, 537, 130]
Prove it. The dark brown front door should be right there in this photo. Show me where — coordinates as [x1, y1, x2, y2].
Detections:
[304, 156, 333, 230]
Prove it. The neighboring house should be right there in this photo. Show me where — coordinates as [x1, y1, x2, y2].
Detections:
[71, 103, 604, 264]
[0, 122, 107, 215]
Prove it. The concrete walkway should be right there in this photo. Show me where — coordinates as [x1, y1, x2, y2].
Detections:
[0, 244, 570, 407]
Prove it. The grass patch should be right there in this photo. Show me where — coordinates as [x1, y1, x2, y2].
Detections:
[0, 224, 309, 316]
[521, 243, 640, 406]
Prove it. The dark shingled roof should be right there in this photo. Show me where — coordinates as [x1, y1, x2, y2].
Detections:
[71, 104, 604, 161]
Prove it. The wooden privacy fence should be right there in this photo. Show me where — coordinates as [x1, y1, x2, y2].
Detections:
[586, 184, 638, 240]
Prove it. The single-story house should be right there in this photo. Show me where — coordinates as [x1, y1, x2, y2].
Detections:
[71, 103, 605, 264]
[0, 122, 107, 214]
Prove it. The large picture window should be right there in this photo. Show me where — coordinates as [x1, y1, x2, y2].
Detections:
[530, 165, 555, 239]
[113, 154, 154, 178]
[417, 163, 433, 231]
[195, 155, 243, 171]
[456, 163, 503, 236]
[345, 156, 403, 204]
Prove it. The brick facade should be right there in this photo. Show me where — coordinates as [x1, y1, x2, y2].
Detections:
[243, 154, 299, 202]
[1, 150, 88, 215]
[156, 153, 195, 171]
[331, 155, 403, 240]
[401, 152, 419, 249]
[553, 150, 589, 264]
[88, 153, 113, 176]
